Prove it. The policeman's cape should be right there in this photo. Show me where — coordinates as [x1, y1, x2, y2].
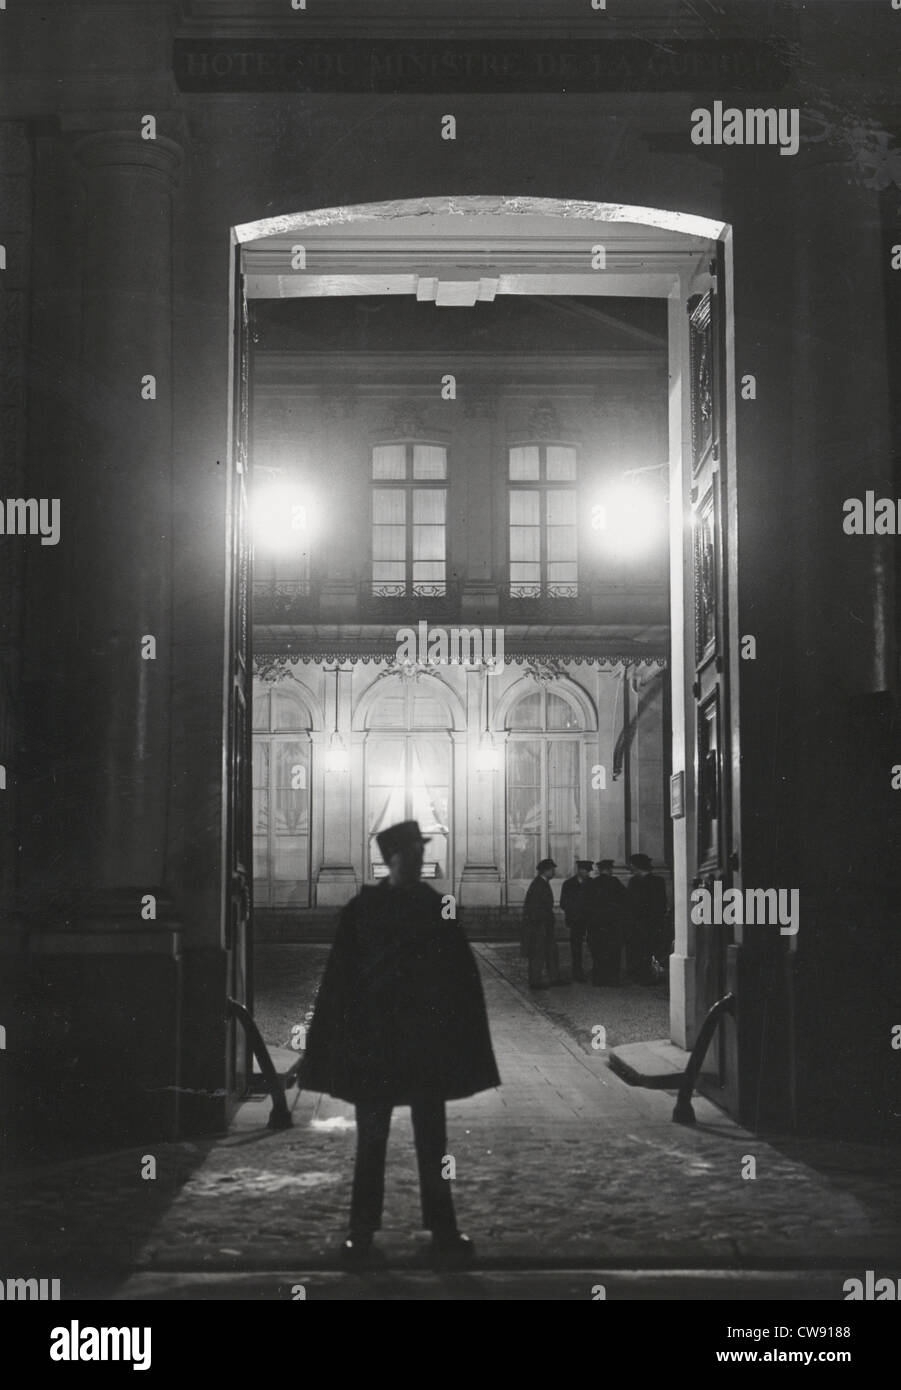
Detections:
[298, 881, 501, 1106]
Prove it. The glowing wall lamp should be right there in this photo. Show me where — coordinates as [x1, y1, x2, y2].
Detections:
[476, 733, 501, 773]
[591, 465, 668, 559]
[475, 668, 501, 772]
[251, 479, 316, 556]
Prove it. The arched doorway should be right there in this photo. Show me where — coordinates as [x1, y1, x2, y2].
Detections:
[225, 195, 740, 1100]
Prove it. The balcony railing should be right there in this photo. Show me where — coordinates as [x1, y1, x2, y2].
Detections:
[253, 579, 316, 623]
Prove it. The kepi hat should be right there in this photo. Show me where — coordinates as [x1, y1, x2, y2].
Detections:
[376, 820, 431, 862]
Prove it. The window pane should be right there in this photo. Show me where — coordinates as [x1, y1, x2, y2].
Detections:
[509, 490, 540, 524]
[412, 689, 450, 728]
[507, 698, 542, 732]
[372, 526, 405, 561]
[548, 563, 578, 584]
[372, 445, 406, 479]
[409, 736, 450, 836]
[548, 745, 581, 854]
[506, 739, 542, 880]
[510, 527, 540, 562]
[413, 445, 447, 480]
[549, 835, 579, 875]
[253, 838, 269, 899]
[546, 446, 578, 480]
[272, 688, 312, 731]
[252, 741, 270, 833]
[372, 489, 405, 524]
[548, 694, 581, 730]
[372, 570, 406, 597]
[272, 840, 309, 904]
[273, 742, 309, 835]
[413, 526, 445, 560]
[546, 490, 577, 525]
[548, 739, 581, 787]
[509, 446, 540, 480]
[547, 525, 577, 562]
[252, 689, 270, 732]
[413, 489, 446, 524]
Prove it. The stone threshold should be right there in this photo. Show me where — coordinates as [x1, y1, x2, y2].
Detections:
[608, 1039, 691, 1089]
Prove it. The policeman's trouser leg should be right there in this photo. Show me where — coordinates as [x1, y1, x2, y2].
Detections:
[411, 1097, 457, 1233]
[569, 928, 584, 977]
[545, 923, 560, 981]
[351, 1102, 393, 1234]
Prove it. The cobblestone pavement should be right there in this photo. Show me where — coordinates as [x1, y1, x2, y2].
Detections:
[2, 944, 899, 1301]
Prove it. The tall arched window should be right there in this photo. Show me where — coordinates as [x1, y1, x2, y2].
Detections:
[364, 678, 452, 885]
[505, 686, 584, 889]
[252, 683, 312, 908]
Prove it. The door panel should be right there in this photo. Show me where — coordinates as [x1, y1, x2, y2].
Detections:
[688, 265, 734, 1083]
[225, 264, 254, 1098]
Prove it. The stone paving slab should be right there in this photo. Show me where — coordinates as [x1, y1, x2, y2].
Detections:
[1, 944, 899, 1295]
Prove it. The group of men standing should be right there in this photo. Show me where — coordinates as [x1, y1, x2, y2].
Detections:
[521, 854, 669, 990]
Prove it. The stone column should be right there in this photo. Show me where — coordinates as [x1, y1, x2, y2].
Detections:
[316, 664, 356, 904]
[459, 665, 501, 906]
[791, 148, 895, 887]
[67, 130, 183, 914]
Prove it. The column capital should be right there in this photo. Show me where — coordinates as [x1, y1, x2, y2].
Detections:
[74, 130, 183, 183]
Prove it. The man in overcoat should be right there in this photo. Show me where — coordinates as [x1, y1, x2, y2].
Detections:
[521, 857, 563, 990]
[559, 860, 594, 981]
[625, 852, 669, 985]
[299, 820, 500, 1267]
[587, 859, 628, 986]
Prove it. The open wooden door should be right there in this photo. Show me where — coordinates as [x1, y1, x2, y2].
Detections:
[687, 247, 737, 1086]
[224, 251, 254, 1100]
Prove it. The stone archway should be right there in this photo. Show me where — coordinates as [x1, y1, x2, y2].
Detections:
[227, 192, 739, 1068]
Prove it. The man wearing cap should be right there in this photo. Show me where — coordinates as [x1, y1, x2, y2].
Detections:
[626, 852, 669, 985]
[559, 860, 594, 982]
[587, 859, 628, 986]
[299, 820, 500, 1268]
[521, 857, 565, 990]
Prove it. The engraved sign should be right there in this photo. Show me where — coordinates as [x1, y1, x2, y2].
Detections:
[174, 38, 792, 94]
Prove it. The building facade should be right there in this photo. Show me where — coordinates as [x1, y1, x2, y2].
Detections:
[249, 296, 669, 923]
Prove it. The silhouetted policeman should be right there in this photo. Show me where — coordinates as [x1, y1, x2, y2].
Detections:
[560, 860, 594, 981]
[522, 857, 567, 990]
[299, 820, 500, 1268]
[587, 859, 628, 986]
[626, 852, 668, 985]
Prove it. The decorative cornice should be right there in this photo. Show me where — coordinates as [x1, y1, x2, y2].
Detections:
[253, 650, 667, 671]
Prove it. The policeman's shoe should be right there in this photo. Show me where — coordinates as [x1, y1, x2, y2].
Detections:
[529, 982, 551, 991]
[339, 1232, 385, 1269]
[429, 1230, 476, 1268]
[551, 978, 571, 986]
